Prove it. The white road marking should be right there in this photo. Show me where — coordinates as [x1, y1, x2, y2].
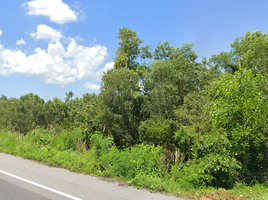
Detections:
[0, 170, 82, 200]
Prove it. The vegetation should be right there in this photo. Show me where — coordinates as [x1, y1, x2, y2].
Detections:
[1, 28, 268, 199]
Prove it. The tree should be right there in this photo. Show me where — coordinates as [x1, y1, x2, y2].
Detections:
[210, 30, 268, 75]
[100, 68, 144, 147]
[0, 93, 47, 133]
[139, 43, 205, 154]
[153, 40, 174, 60]
[114, 27, 152, 70]
[0, 95, 7, 102]
[143, 43, 201, 120]
[154, 41, 197, 62]
[204, 69, 268, 182]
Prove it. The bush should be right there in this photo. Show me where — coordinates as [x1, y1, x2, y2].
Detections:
[90, 132, 114, 160]
[172, 152, 240, 189]
[26, 127, 87, 151]
[53, 129, 86, 151]
[100, 143, 164, 180]
[26, 127, 53, 146]
[205, 70, 268, 183]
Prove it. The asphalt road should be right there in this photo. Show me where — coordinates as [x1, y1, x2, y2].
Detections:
[0, 178, 50, 200]
[0, 153, 187, 200]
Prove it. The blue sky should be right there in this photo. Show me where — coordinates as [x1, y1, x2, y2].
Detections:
[1, 0, 268, 101]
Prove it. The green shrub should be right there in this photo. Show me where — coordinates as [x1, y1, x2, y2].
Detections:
[53, 129, 86, 151]
[172, 153, 240, 188]
[100, 143, 164, 180]
[90, 132, 114, 160]
[26, 127, 53, 146]
[205, 70, 268, 183]
[25, 127, 87, 151]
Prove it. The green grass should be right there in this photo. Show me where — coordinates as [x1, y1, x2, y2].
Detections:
[0, 130, 267, 200]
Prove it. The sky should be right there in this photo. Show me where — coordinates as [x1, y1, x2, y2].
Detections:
[1, 0, 268, 101]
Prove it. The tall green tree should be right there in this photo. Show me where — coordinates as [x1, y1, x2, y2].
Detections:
[114, 27, 152, 70]
[210, 30, 268, 75]
[139, 43, 205, 152]
[153, 40, 174, 60]
[154, 41, 197, 62]
[100, 68, 144, 147]
[142, 43, 202, 119]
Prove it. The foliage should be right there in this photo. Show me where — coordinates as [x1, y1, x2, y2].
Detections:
[26, 127, 87, 151]
[0, 93, 46, 133]
[154, 41, 198, 62]
[173, 132, 241, 188]
[114, 27, 152, 70]
[139, 117, 177, 151]
[0, 92, 101, 140]
[205, 69, 268, 183]
[170, 69, 268, 188]
[100, 143, 163, 180]
[139, 43, 213, 154]
[100, 68, 144, 147]
[2, 28, 268, 197]
[175, 89, 212, 157]
[210, 30, 268, 75]
[90, 132, 114, 160]
[1, 130, 268, 199]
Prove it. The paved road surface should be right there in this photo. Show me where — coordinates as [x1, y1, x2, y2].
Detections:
[0, 178, 50, 200]
[0, 153, 187, 200]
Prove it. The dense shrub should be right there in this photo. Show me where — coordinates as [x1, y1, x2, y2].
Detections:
[90, 133, 165, 181]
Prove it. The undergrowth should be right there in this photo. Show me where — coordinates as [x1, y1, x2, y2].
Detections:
[0, 129, 267, 200]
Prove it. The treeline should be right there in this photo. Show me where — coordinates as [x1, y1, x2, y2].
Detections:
[1, 29, 268, 189]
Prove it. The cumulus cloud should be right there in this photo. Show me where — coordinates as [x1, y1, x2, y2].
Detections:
[101, 62, 114, 72]
[93, 61, 114, 81]
[0, 27, 110, 85]
[23, 0, 78, 24]
[0, 29, 2, 36]
[83, 82, 100, 90]
[82, 62, 114, 90]
[16, 39, 26, 45]
[31, 24, 63, 41]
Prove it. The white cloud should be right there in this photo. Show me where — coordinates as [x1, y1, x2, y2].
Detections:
[93, 61, 114, 81]
[101, 62, 114, 72]
[0, 36, 110, 85]
[83, 82, 100, 90]
[31, 24, 63, 41]
[23, 0, 78, 24]
[0, 29, 2, 36]
[16, 39, 26, 45]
